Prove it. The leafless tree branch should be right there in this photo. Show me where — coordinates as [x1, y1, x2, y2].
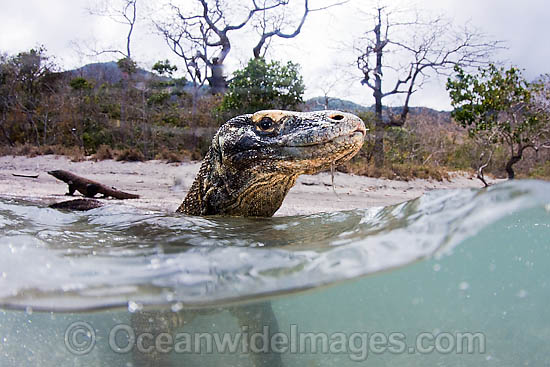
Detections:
[355, 5, 501, 166]
[251, 0, 349, 58]
[87, 0, 138, 59]
[156, 0, 348, 94]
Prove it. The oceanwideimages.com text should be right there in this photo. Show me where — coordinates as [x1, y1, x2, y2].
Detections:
[65, 321, 486, 361]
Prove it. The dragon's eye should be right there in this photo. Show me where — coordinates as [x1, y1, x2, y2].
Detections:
[258, 117, 274, 131]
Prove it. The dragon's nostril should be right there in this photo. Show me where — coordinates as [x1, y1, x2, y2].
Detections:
[330, 114, 344, 121]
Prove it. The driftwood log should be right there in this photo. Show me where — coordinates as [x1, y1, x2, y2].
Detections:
[48, 170, 139, 199]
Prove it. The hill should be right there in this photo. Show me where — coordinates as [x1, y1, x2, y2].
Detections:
[68, 61, 160, 84]
[305, 97, 451, 123]
[304, 97, 370, 112]
[66, 62, 451, 124]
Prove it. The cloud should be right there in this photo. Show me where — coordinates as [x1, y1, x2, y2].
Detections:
[1, 0, 548, 110]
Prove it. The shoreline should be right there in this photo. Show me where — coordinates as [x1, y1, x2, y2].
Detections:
[0, 155, 497, 216]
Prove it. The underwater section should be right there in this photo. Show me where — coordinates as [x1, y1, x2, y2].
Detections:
[0, 180, 549, 365]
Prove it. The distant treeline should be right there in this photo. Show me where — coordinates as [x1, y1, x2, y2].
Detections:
[1, 49, 549, 181]
[0, 49, 230, 162]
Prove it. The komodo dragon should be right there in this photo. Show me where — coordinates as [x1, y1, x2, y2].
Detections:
[178, 109, 366, 216]
[50, 110, 365, 214]
[53, 110, 366, 366]
[48, 169, 140, 199]
[131, 110, 366, 366]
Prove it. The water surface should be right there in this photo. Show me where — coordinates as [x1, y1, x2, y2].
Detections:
[0, 180, 549, 366]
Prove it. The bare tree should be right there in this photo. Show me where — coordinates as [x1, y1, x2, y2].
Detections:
[317, 78, 339, 110]
[310, 68, 341, 110]
[156, 0, 347, 95]
[158, 9, 211, 114]
[355, 6, 501, 167]
[84, 0, 141, 142]
[156, 0, 276, 95]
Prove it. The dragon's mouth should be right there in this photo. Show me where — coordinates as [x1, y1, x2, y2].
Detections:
[277, 132, 364, 161]
[309, 128, 365, 148]
[283, 126, 366, 148]
[354, 124, 367, 136]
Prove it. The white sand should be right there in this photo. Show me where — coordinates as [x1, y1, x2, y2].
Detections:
[0, 155, 497, 216]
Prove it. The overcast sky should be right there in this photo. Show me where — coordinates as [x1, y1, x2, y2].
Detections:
[1, 0, 549, 110]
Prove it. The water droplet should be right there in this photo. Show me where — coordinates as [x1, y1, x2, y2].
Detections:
[25, 306, 33, 315]
[150, 258, 161, 269]
[516, 289, 528, 298]
[433, 264, 441, 272]
[458, 281, 470, 290]
[171, 302, 183, 312]
[128, 301, 143, 313]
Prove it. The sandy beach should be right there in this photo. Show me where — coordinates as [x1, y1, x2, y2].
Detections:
[0, 155, 496, 216]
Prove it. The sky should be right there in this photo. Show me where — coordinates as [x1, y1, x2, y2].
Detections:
[1, 0, 549, 111]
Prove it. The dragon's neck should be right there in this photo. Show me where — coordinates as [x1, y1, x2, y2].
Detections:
[177, 149, 297, 217]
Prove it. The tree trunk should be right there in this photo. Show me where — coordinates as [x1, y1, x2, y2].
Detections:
[208, 61, 226, 95]
[372, 11, 385, 168]
[0, 117, 14, 146]
[505, 155, 521, 179]
[372, 91, 385, 167]
[372, 124, 385, 168]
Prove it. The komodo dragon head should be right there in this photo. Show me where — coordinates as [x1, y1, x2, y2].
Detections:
[178, 110, 366, 217]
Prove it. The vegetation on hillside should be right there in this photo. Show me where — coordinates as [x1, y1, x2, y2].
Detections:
[0, 48, 222, 161]
[1, 47, 549, 181]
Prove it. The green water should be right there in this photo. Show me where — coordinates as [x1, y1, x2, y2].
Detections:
[0, 180, 549, 366]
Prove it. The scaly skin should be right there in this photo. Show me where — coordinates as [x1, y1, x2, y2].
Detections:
[178, 110, 366, 217]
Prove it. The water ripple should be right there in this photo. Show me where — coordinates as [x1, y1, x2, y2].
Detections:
[0, 180, 549, 311]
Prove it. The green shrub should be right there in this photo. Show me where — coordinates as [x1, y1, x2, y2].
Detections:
[220, 58, 304, 115]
